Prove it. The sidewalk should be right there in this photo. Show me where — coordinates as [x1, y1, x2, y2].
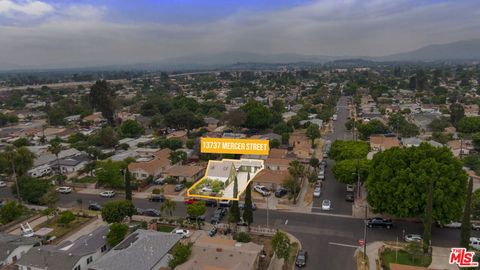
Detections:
[429, 247, 458, 270]
[365, 241, 384, 270]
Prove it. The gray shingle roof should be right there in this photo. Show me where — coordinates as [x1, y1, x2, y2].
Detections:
[0, 233, 40, 261]
[89, 230, 181, 270]
[16, 226, 108, 270]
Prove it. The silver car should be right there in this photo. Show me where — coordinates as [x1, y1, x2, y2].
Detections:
[313, 187, 321, 198]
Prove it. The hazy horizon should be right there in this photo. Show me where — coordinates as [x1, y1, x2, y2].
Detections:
[1, 0, 480, 69]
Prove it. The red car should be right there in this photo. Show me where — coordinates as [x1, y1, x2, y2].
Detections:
[184, 198, 198, 205]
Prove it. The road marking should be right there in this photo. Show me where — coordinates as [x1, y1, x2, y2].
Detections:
[328, 242, 359, 248]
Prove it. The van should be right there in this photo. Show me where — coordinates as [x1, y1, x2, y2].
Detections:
[470, 237, 480, 250]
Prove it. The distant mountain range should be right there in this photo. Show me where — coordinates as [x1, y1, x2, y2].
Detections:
[1, 39, 480, 72]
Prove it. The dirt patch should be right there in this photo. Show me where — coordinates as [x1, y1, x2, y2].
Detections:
[163, 184, 183, 195]
[303, 183, 314, 205]
[356, 251, 369, 270]
[250, 234, 272, 270]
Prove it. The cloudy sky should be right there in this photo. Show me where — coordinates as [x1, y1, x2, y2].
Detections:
[0, 0, 479, 69]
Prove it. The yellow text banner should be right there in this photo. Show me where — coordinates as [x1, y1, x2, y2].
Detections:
[200, 138, 269, 155]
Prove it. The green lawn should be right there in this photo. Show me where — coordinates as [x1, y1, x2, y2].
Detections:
[381, 248, 431, 270]
[157, 225, 175, 233]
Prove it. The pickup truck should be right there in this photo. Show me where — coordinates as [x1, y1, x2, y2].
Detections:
[367, 217, 393, 229]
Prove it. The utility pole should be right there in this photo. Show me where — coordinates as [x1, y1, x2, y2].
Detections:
[363, 204, 368, 260]
[266, 195, 270, 228]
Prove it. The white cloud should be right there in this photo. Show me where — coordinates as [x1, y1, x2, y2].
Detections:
[0, 0, 479, 69]
[0, 0, 54, 17]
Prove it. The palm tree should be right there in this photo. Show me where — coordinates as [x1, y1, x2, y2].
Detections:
[160, 198, 176, 217]
[3, 146, 35, 203]
[48, 140, 63, 184]
[288, 160, 305, 204]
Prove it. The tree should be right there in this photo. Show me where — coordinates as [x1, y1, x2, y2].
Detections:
[357, 120, 388, 139]
[48, 140, 63, 184]
[460, 177, 473, 248]
[309, 158, 320, 172]
[287, 160, 305, 204]
[366, 144, 468, 253]
[228, 176, 241, 224]
[12, 137, 30, 147]
[58, 211, 76, 225]
[2, 146, 34, 203]
[0, 201, 23, 224]
[40, 188, 59, 209]
[169, 151, 187, 165]
[243, 182, 254, 227]
[332, 159, 371, 184]
[107, 223, 129, 247]
[306, 124, 321, 147]
[186, 201, 207, 228]
[16, 176, 51, 205]
[458, 117, 480, 133]
[271, 231, 291, 260]
[241, 101, 272, 129]
[96, 160, 123, 188]
[124, 168, 132, 201]
[168, 242, 193, 269]
[428, 117, 450, 132]
[330, 140, 369, 161]
[101, 200, 136, 223]
[450, 103, 465, 128]
[160, 198, 176, 217]
[388, 113, 419, 137]
[223, 109, 246, 128]
[119, 120, 144, 138]
[89, 80, 116, 124]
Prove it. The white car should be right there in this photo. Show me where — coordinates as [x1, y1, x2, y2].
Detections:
[173, 229, 190, 238]
[404, 234, 422, 243]
[346, 185, 354, 192]
[317, 172, 325, 180]
[254, 185, 271, 196]
[313, 187, 321, 198]
[470, 237, 480, 250]
[100, 191, 116, 198]
[321, 199, 331, 211]
[57, 186, 72, 194]
[0, 181, 6, 188]
[440, 222, 462, 229]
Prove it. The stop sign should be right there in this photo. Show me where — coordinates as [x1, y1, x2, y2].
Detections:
[358, 239, 365, 246]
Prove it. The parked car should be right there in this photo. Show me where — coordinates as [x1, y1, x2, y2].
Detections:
[184, 198, 198, 205]
[317, 172, 325, 181]
[254, 185, 271, 196]
[295, 250, 308, 267]
[173, 229, 190, 238]
[88, 203, 102, 211]
[313, 187, 321, 198]
[367, 218, 393, 229]
[472, 223, 480, 230]
[274, 188, 288, 198]
[174, 184, 184, 192]
[100, 190, 115, 198]
[149, 194, 165, 202]
[219, 200, 231, 207]
[136, 208, 145, 215]
[239, 202, 257, 210]
[345, 193, 354, 202]
[437, 221, 462, 229]
[470, 237, 480, 250]
[320, 160, 327, 168]
[208, 226, 217, 237]
[211, 214, 222, 224]
[143, 209, 161, 217]
[321, 199, 331, 211]
[153, 177, 166, 185]
[0, 181, 6, 188]
[188, 215, 205, 221]
[404, 234, 422, 243]
[346, 185, 354, 192]
[202, 199, 218, 207]
[57, 186, 72, 194]
[322, 152, 328, 158]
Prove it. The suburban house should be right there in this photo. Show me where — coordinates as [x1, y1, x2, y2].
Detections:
[82, 112, 106, 125]
[252, 169, 290, 190]
[204, 117, 220, 131]
[54, 153, 90, 174]
[166, 130, 188, 143]
[265, 157, 292, 171]
[89, 230, 181, 270]
[401, 137, 423, 148]
[176, 236, 264, 270]
[268, 148, 288, 159]
[0, 233, 40, 268]
[447, 139, 472, 157]
[16, 226, 109, 270]
[369, 135, 401, 151]
[128, 148, 171, 180]
[163, 165, 205, 182]
[289, 130, 311, 159]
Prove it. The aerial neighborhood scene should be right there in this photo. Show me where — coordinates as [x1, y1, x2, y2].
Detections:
[1, 1, 480, 270]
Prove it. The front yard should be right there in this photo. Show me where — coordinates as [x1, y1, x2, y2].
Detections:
[34, 214, 94, 243]
[381, 247, 432, 270]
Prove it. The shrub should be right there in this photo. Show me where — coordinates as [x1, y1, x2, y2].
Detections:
[168, 242, 193, 269]
[58, 211, 76, 225]
[107, 223, 129, 247]
[0, 201, 24, 224]
[234, 232, 251, 243]
[152, 188, 161, 194]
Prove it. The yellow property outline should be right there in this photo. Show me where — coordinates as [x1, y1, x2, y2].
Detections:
[186, 159, 264, 201]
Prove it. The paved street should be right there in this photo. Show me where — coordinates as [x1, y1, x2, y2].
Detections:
[0, 97, 474, 270]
